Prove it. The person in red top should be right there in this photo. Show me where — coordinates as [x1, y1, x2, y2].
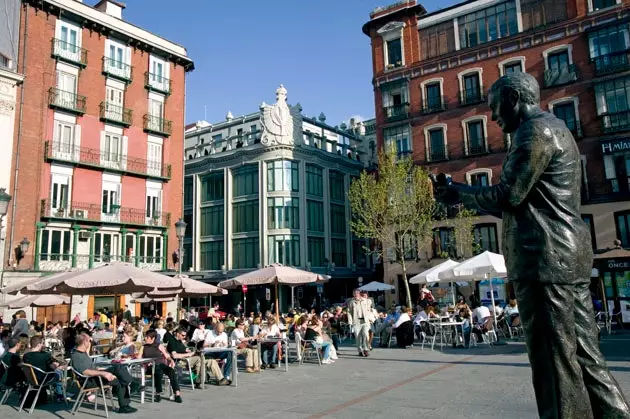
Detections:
[418, 284, 435, 307]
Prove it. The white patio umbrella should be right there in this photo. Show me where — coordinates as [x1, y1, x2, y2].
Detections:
[358, 281, 395, 292]
[438, 251, 508, 327]
[1, 294, 70, 309]
[218, 264, 325, 319]
[409, 259, 460, 285]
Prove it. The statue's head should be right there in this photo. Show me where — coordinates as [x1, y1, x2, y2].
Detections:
[488, 72, 540, 133]
[276, 84, 288, 102]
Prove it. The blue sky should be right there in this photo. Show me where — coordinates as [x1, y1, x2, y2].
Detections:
[123, 0, 459, 126]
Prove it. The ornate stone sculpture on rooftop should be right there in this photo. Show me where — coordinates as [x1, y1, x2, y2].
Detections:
[260, 84, 302, 147]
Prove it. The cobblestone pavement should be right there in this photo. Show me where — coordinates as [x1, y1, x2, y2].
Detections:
[2, 334, 629, 418]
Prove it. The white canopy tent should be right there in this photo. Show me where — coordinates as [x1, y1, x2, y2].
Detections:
[409, 259, 460, 285]
[358, 281, 395, 292]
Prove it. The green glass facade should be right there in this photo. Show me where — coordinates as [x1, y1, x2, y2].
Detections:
[232, 237, 259, 269]
[267, 160, 299, 192]
[268, 197, 300, 229]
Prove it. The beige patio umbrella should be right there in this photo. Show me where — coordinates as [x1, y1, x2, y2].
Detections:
[218, 264, 325, 319]
[147, 275, 228, 297]
[1, 294, 71, 328]
[130, 295, 175, 304]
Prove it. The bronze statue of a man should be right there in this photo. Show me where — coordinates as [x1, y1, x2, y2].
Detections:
[434, 72, 630, 418]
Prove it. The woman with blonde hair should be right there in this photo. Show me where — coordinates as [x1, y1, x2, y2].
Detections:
[109, 327, 139, 359]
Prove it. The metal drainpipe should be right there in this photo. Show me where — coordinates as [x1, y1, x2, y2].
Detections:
[7, 3, 28, 271]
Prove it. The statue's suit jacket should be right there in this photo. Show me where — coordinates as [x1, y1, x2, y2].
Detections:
[453, 109, 593, 284]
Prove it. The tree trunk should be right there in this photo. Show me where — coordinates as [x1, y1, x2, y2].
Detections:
[399, 238, 413, 308]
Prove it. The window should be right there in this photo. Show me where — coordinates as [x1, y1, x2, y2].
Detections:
[595, 77, 630, 130]
[433, 227, 456, 258]
[331, 238, 347, 267]
[548, 50, 570, 73]
[330, 204, 346, 235]
[94, 232, 119, 262]
[473, 224, 499, 253]
[104, 39, 131, 79]
[145, 184, 162, 221]
[52, 119, 75, 159]
[553, 101, 579, 134]
[593, 0, 617, 11]
[124, 234, 135, 262]
[149, 98, 163, 120]
[149, 55, 170, 91]
[466, 120, 486, 154]
[381, 80, 409, 117]
[383, 124, 411, 156]
[424, 82, 443, 113]
[589, 24, 630, 74]
[428, 128, 446, 161]
[232, 165, 259, 197]
[386, 38, 402, 67]
[50, 173, 70, 215]
[184, 178, 193, 207]
[307, 237, 325, 267]
[102, 132, 122, 165]
[268, 197, 300, 229]
[200, 241, 224, 270]
[582, 214, 597, 250]
[268, 235, 300, 266]
[461, 73, 482, 105]
[458, 1, 518, 49]
[470, 172, 490, 186]
[615, 211, 630, 247]
[40, 229, 72, 261]
[353, 239, 367, 267]
[101, 179, 121, 219]
[56, 70, 77, 109]
[267, 160, 299, 192]
[105, 85, 124, 121]
[201, 172, 224, 201]
[138, 235, 162, 264]
[419, 20, 456, 60]
[307, 200, 324, 232]
[306, 164, 323, 196]
[201, 206, 224, 236]
[232, 238, 259, 269]
[233, 201, 259, 233]
[329, 171, 345, 202]
[147, 138, 162, 177]
[183, 243, 192, 271]
[57, 20, 80, 52]
[503, 61, 523, 74]
[521, 0, 568, 30]
[184, 213, 192, 239]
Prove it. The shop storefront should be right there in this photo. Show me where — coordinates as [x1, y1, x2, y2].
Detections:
[597, 257, 630, 323]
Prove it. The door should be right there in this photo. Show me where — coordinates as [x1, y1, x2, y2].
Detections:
[53, 120, 74, 160]
[105, 86, 124, 121]
[463, 74, 480, 101]
[146, 189, 161, 225]
[56, 71, 76, 108]
[101, 182, 120, 222]
[102, 133, 122, 169]
[147, 142, 162, 176]
[51, 175, 70, 216]
[149, 99, 164, 131]
[59, 23, 79, 62]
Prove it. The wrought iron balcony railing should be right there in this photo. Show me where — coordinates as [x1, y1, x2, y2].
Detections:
[592, 50, 630, 76]
[48, 87, 86, 114]
[600, 110, 630, 134]
[428, 149, 447, 162]
[143, 114, 172, 136]
[51, 38, 87, 67]
[102, 57, 132, 82]
[383, 103, 409, 121]
[543, 64, 578, 88]
[40, 198, 171, 228]
[582, 180, 630, 204]
[99, 102, 132, 126]
[466, 142, 487, 156]
[144, 71, 171, 95]
[44, 141, 171, 179]
[460, 88, 485, 106]
[422, 97, 448, 114]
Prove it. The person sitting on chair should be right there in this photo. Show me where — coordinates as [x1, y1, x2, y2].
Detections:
[23, 336, 65, 402]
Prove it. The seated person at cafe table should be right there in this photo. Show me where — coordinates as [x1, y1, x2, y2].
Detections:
[230, 319, 261, 373]
[259, 317, 282, 369]
[2, 337, 26, 389]
[70, 333, 139, 414]
[108, 327, 138, 359]
[203, 323, 233, 381]
[23, 336, 65, 402]
[140, 329, 182, 403]
[168, 327, 228, 387]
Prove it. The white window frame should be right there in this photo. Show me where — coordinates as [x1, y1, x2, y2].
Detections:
[101, 174, 122, 223]
[93, 231, 120, 263]
[54, 19, 82, 63]
[138, 235, 162, 264]
[420, 77, 444, 110]
[146, 180, 163, 225]
[100, 125, 127, 170]
[40, 228, 73, 262]
[465, 168, 493, 186]
[148, 54, 170, 91]
[377, 21, 406, 70]
[52, 113, 80, 162]
[587, 0, 621, 13]
[105, 81, 125, 122]
[381, 82, 409, 109]
[461, 115, 489, 155]
[542, 45, 573, 71]
[423, 123, 448, 162]
[383, 124, 411, 155]
[104, 38, 131, 79]
[148, 92, 165, 132]
[498, 56, 526, 76]
[548, 96, 581, 134]
[147, 135, 164, 177]
[50, 172, 72, 217]
[457, 68, 484, 102]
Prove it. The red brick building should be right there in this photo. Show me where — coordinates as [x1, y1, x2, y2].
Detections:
[2, 0, 193, 320]
[363, 0, 630, 307]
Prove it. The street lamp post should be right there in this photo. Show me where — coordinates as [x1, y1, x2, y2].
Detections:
[174, 217, 187, 320]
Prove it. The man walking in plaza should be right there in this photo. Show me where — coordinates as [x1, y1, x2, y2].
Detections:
[347, 289, 371, 357]
[434, 72, 630, 418]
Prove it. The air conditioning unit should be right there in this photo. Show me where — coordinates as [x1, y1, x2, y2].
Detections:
[78, 231, 91, 241]
[72, 209, 87, 219]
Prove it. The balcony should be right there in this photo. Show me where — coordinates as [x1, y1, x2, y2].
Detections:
[144, 72, 171, 95]
[143, 114, 172, 137]
[592, 50, 630, 76]
[102, 57, 132, 82]
[543, 64, 578, 88]
[397, 149, 413, 160]
[44, 141, 171, 180]
[383, 103, 409, 122]
[421, 97, 447, 114]
[466, 142, 487, 156]
[460, 89, 485, 106]
[40, 198, 171, 228]
[600, 110, 630, 134]
[48, 87, 86, 115]
[428, 149, 447, 162]
[99, 102, 132, 127]
[582, 180, 630, 205]
[38, 254, 164, 272]
[51, 38, 87, 67]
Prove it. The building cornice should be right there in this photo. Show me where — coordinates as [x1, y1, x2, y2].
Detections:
[0, 67, 24, 85]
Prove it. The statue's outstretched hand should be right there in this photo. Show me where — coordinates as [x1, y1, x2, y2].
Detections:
[431, 173, 460, 206]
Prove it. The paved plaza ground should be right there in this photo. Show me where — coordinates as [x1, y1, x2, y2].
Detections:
[2, 334, 630, 419]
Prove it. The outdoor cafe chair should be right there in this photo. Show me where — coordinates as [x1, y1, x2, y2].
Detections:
[18, 363, 64, 414]
[295, 332, 322, 366]
[69, 367, 115, 418]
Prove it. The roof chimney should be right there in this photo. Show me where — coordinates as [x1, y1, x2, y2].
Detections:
[94, 0, 125, 19]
